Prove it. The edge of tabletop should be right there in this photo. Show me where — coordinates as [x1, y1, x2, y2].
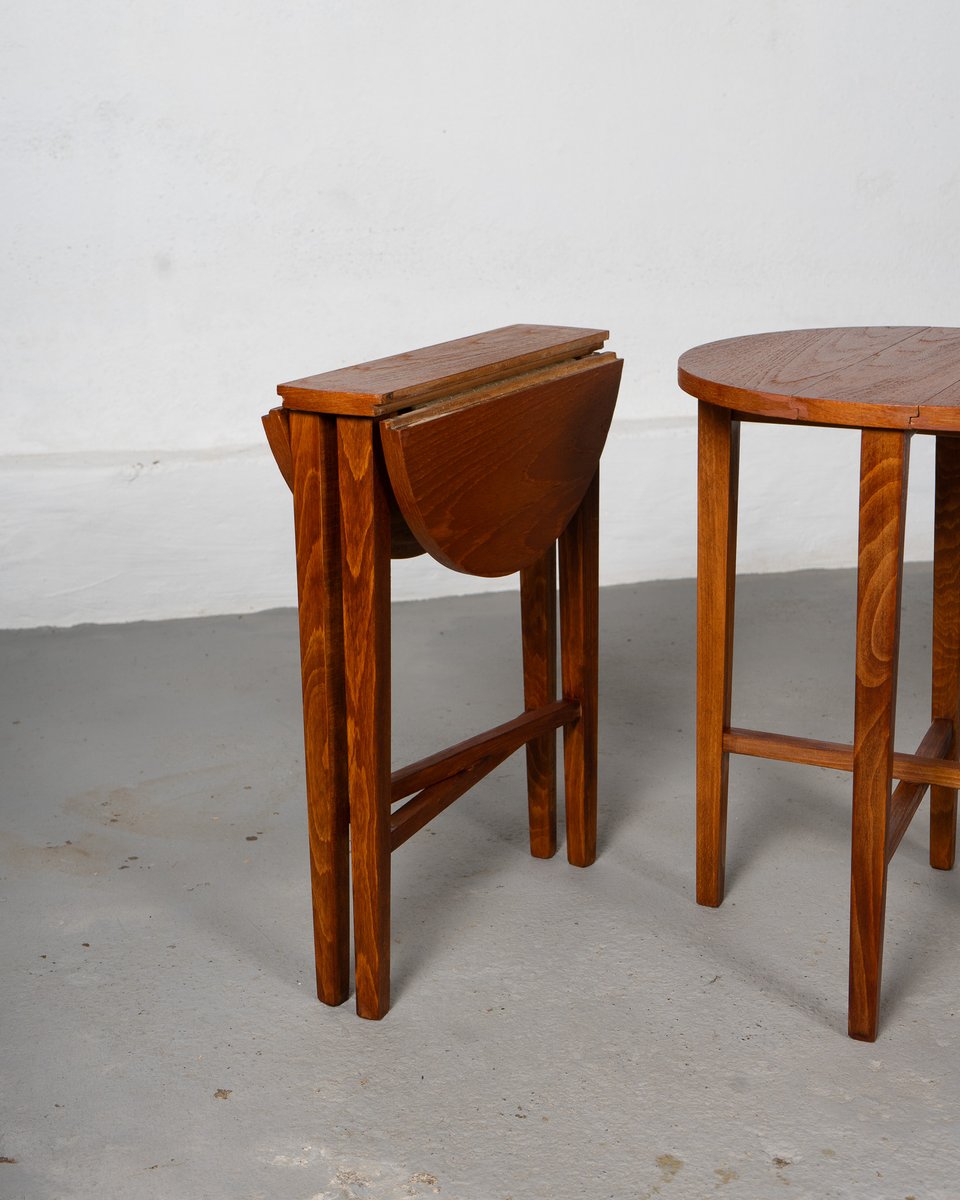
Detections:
[277, 324, 610, 417]
[677, 364, 920, 430]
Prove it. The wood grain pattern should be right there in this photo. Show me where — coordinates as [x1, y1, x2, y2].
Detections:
[794, 328, 960, 410]
[520, 547, 558, 858]
[679, 327, 960, 430]
[382, 352, 617, 429]
[262, 406, 293, 490]
[886, 720, 953, 863]
[391, 700, 576, 802]
[931, 434, 960, 868]
[279, 324, 608, 417]
[380, 358, 622, 576]
[392, 706, 579, 852]
[725, 725, 960, 789]
[724, 727, 853, 772]
[267, 403, 424, 559]
[288, 411, 350, 1007]
[909, 385, 960, 431]
[696, 402, 740, 907]
[271, 325, 617, 1019]
[391, 760, 501, 852]
[685, 331, 960, 1041]
[691, 327, 921, 393]
[559, 470, 600, 867]
[387, 503, 426, 559]
[848, 429, 909, 1041]
[337, 416, 393, 1020]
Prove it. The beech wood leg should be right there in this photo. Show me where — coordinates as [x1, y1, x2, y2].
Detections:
[559, 470, 599, 867]
[289, 411, 350, 1007]
[848, 429, 910, 1041]
[696, 401, 740, 907]
[931, 435, 960, 870]
[337, 418, 392, 1020]
[520, 546, 558, 858]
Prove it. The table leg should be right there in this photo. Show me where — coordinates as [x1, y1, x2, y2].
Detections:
[696, 402, 740, 907]
[520, 545, 558, 859]
[289, 411, 350, 1006]
[931, 435, 960, 870]
[338, 417, 392, 1019]
[849, 429, 909, 1041]
[559, 470, 600, 867]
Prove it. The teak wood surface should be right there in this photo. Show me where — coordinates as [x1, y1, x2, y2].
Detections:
[682, 327, 960, 1041]
[695, 402, 739, 907]
[381, 356, 621, 576]
[848, 430, 909, 1040]
[679, 326, 960, 431]
[279, 324, 608, 417]
[520, 549, 559, 858]
[337, 417, 393, 1020]
[559, 470, 601, 867]
[288, 411, 349, 1006]
[266, 324, 621, 1018]
[931, 435, 960, 869]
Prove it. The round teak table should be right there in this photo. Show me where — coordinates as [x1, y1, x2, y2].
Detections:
[679, 326, 960, 1041]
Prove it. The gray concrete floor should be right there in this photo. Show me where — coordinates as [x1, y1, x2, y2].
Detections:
[1, 568, 958, 1200]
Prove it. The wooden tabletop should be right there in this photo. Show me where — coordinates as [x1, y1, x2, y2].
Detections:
[279, 324, 609, 417]
[678, 327, 960, 431]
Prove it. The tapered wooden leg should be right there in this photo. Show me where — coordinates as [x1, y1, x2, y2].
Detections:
[696, 401, 740, 907]
[848, 429, 909, 1041]
[337, 418, 392, 1020]
[289, 411, 350, 1006]
[931, 435, 960, 870]
[559, 470, 599, 867]
[520, 547, 558, 858]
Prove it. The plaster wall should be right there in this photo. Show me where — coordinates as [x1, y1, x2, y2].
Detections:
[2, 1, 958, 626]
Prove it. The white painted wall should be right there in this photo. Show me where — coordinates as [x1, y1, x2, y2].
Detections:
[3, 1, 959, 627]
